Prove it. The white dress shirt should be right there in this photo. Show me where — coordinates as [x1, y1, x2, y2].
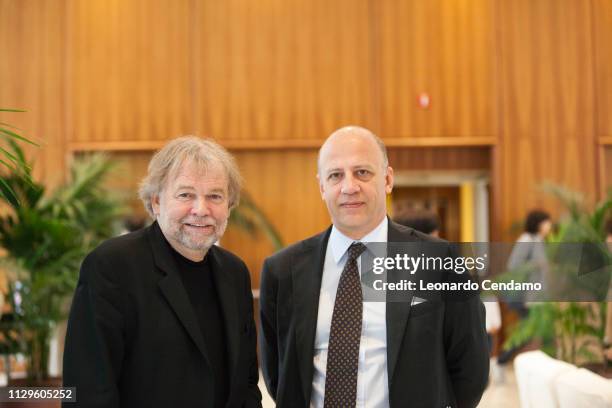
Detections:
[310, 217, 389, 408]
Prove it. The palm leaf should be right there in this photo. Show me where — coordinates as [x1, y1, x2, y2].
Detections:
[229, 191, 283, 250]
[0, 145, 123, 379]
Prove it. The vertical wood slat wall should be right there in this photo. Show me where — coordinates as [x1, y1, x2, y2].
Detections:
[0, 0, 66, 186]
[68, 0, 194, 145]
[376, 0, 495, 138]
[493, 0, 600, 241]
[194, 0, 377, 142]
[1, 0, 611, 283]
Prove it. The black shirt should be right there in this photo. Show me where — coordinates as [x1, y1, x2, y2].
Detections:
[170, 246, 230, 408]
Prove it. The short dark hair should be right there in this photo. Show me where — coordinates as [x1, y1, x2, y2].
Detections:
[524, 210, 551, 234]
[395, 211, 440, 235]
[124, 215, 146, 232]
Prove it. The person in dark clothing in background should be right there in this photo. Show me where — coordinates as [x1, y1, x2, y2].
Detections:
[498, 209, 552, 364]
[395, 210, 441, 237]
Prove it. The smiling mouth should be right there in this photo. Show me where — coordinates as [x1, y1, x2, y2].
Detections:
[184, 223, 215, 231]
[340, 202, 365, 208]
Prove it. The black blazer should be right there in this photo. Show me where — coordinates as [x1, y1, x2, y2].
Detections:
[259, 220, 489, 408]
[63, 222, 262, 408]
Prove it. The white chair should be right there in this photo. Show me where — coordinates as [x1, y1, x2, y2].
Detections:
[555, 368, 612, 408]
[514, 350, 576, 408]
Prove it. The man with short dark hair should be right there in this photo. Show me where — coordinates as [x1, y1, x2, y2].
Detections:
[63, 136, 262, 408]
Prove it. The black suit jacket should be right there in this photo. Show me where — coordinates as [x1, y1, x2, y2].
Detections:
[63, 221, 262, 408]
[259, 220, 488, 408]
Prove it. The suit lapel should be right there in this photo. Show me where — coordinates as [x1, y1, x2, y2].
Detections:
[148, 222, 211, 364]
[209, 247, 241, 383]
[293, 228, 331, 402]
[386, 221, 420, 383]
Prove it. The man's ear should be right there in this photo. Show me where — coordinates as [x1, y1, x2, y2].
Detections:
[385, 166, 394, 194]
[317, 173, 325, 200]
[151, 194, 161, 216]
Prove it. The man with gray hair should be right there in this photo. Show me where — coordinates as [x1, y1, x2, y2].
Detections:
[63, 136, 262, 408]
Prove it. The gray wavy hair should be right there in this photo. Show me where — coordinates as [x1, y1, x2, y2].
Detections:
[139, 136, 242, 217]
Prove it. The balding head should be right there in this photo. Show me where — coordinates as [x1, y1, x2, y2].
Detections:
[317, 126, 389, 176]
[316, 125, 394, 239]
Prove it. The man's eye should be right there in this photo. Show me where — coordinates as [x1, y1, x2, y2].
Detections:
[177, 192, 192, 199]
[208, 194, 225, 203]
[328, 173, 342, 181]
[356, 169, 372, 178]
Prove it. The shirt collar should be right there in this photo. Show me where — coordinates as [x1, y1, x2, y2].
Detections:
[329, 216, 389, 264]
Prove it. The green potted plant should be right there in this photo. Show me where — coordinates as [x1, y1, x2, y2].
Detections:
[504, 184, 612, 367]
[0, 141, 123, 384]
[0, 108, 39, 205]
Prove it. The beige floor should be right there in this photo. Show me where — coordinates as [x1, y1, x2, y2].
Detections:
[259, 360, 519, 407]
[479, 361, 519, 407]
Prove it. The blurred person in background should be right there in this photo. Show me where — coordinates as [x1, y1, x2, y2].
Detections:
[394, 210, 441, 238]
[507, 209, 552, 302]
[499, 209, 552, 364]
[121, 214, 147, 234]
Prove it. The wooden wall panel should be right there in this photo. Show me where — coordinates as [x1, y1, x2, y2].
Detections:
[602, 146, 612, 196]
[594, 0, 612, 139]
[376, 0, 495, 138]
[388, 147, 490, 171]
[0, 0, 66, 187]
[193, 0, 375, 142]
[223, 150, 330, 285]
[2, 0, 608, 264]
[493, 0, 597, 241]
[67, 0, 193, 144]
[101, 151, 152, 215]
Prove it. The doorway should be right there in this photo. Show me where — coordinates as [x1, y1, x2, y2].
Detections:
[391, 171, 490, 242]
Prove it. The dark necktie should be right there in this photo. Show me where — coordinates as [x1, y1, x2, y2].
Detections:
[324, 242, 367, 407]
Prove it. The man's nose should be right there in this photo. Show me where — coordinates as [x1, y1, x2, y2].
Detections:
[191, 197, 211, 217]
[340, 174, 360, 195]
